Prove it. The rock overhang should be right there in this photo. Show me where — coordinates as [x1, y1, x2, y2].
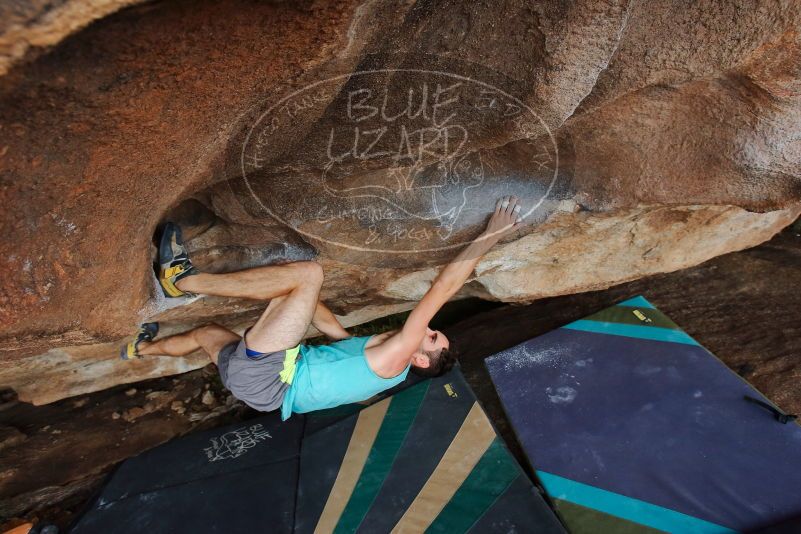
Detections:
[1, 0, 800, 403]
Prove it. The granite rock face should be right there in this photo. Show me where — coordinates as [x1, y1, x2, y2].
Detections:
[0, 0, 144, 76]
[1, 0, 800, 403]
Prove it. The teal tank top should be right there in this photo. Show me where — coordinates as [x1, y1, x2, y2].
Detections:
[280, 335, 409, 420]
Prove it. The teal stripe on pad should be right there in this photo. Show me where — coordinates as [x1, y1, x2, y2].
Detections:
[563, 320, 700, 346]
[537, 471, 736, 534]
[618, 295, 656, 309]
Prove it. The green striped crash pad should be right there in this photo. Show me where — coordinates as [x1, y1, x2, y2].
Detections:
[71, 368, 565, 534]
[486, 296, 801, 534]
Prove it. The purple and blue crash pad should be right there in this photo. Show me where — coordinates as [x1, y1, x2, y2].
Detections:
[70, 368, 565, 534]
[485, 295, 801, 534]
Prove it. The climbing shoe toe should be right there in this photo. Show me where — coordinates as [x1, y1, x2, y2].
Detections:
[158, 222, 198, 298]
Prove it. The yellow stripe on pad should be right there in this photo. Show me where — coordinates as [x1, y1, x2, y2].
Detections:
[390, 402, 497, 533]
[314, 397, 391, 534]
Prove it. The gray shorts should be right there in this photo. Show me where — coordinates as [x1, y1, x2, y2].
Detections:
[217, 340, 292, 412]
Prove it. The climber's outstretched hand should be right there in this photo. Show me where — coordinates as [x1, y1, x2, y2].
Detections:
[482, 196, 524, 242]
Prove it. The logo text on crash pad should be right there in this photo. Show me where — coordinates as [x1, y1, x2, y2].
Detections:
[204, 424, 272, 462]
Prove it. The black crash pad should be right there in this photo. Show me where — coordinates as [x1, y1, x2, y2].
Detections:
[71, 368, 563, 534]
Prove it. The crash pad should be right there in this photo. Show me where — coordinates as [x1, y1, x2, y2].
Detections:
[485, 295, 801, 533]
[71, 368, 564, 534]
[71, 412, 303, 533]
[295, 369, 564, 534]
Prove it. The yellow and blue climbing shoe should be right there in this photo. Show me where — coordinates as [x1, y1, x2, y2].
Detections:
[158, 222, 198, 298]
[119, 322, 159, 360]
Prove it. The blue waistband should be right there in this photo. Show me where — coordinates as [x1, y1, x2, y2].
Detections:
[245, 346, 266, 358]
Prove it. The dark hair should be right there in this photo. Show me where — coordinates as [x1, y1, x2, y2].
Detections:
[411, 347, 457, 378]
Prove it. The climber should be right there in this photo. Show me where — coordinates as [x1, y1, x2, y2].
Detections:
[120, 196, 524, 419]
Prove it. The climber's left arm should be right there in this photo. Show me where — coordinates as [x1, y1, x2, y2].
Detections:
[311, 301, 350, 341]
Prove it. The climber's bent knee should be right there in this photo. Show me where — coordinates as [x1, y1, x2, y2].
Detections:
[192, 323, 240, 365]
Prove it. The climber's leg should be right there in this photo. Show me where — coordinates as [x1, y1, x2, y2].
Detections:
[173, 261, 323, 353]
[138, 324, 240, 365]
[238, 263, 324, 354]
[156, 221, 324, 352]
[174, 261, 321, 302]
[158, 220, 322, 303]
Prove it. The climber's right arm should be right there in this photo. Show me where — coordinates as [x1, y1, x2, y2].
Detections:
[396, 196, 523, 352]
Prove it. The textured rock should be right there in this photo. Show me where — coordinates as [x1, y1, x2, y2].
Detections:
[0, 0, 144, 76]
[474, 204, 801, 300]
[0, 425, 26, 452]
[0, 0, 800, 402]
[200, 390, 215, 407]
[385, 204, 801, 301]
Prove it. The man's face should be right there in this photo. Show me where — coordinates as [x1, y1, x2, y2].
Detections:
[421, 327, 450, 354]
